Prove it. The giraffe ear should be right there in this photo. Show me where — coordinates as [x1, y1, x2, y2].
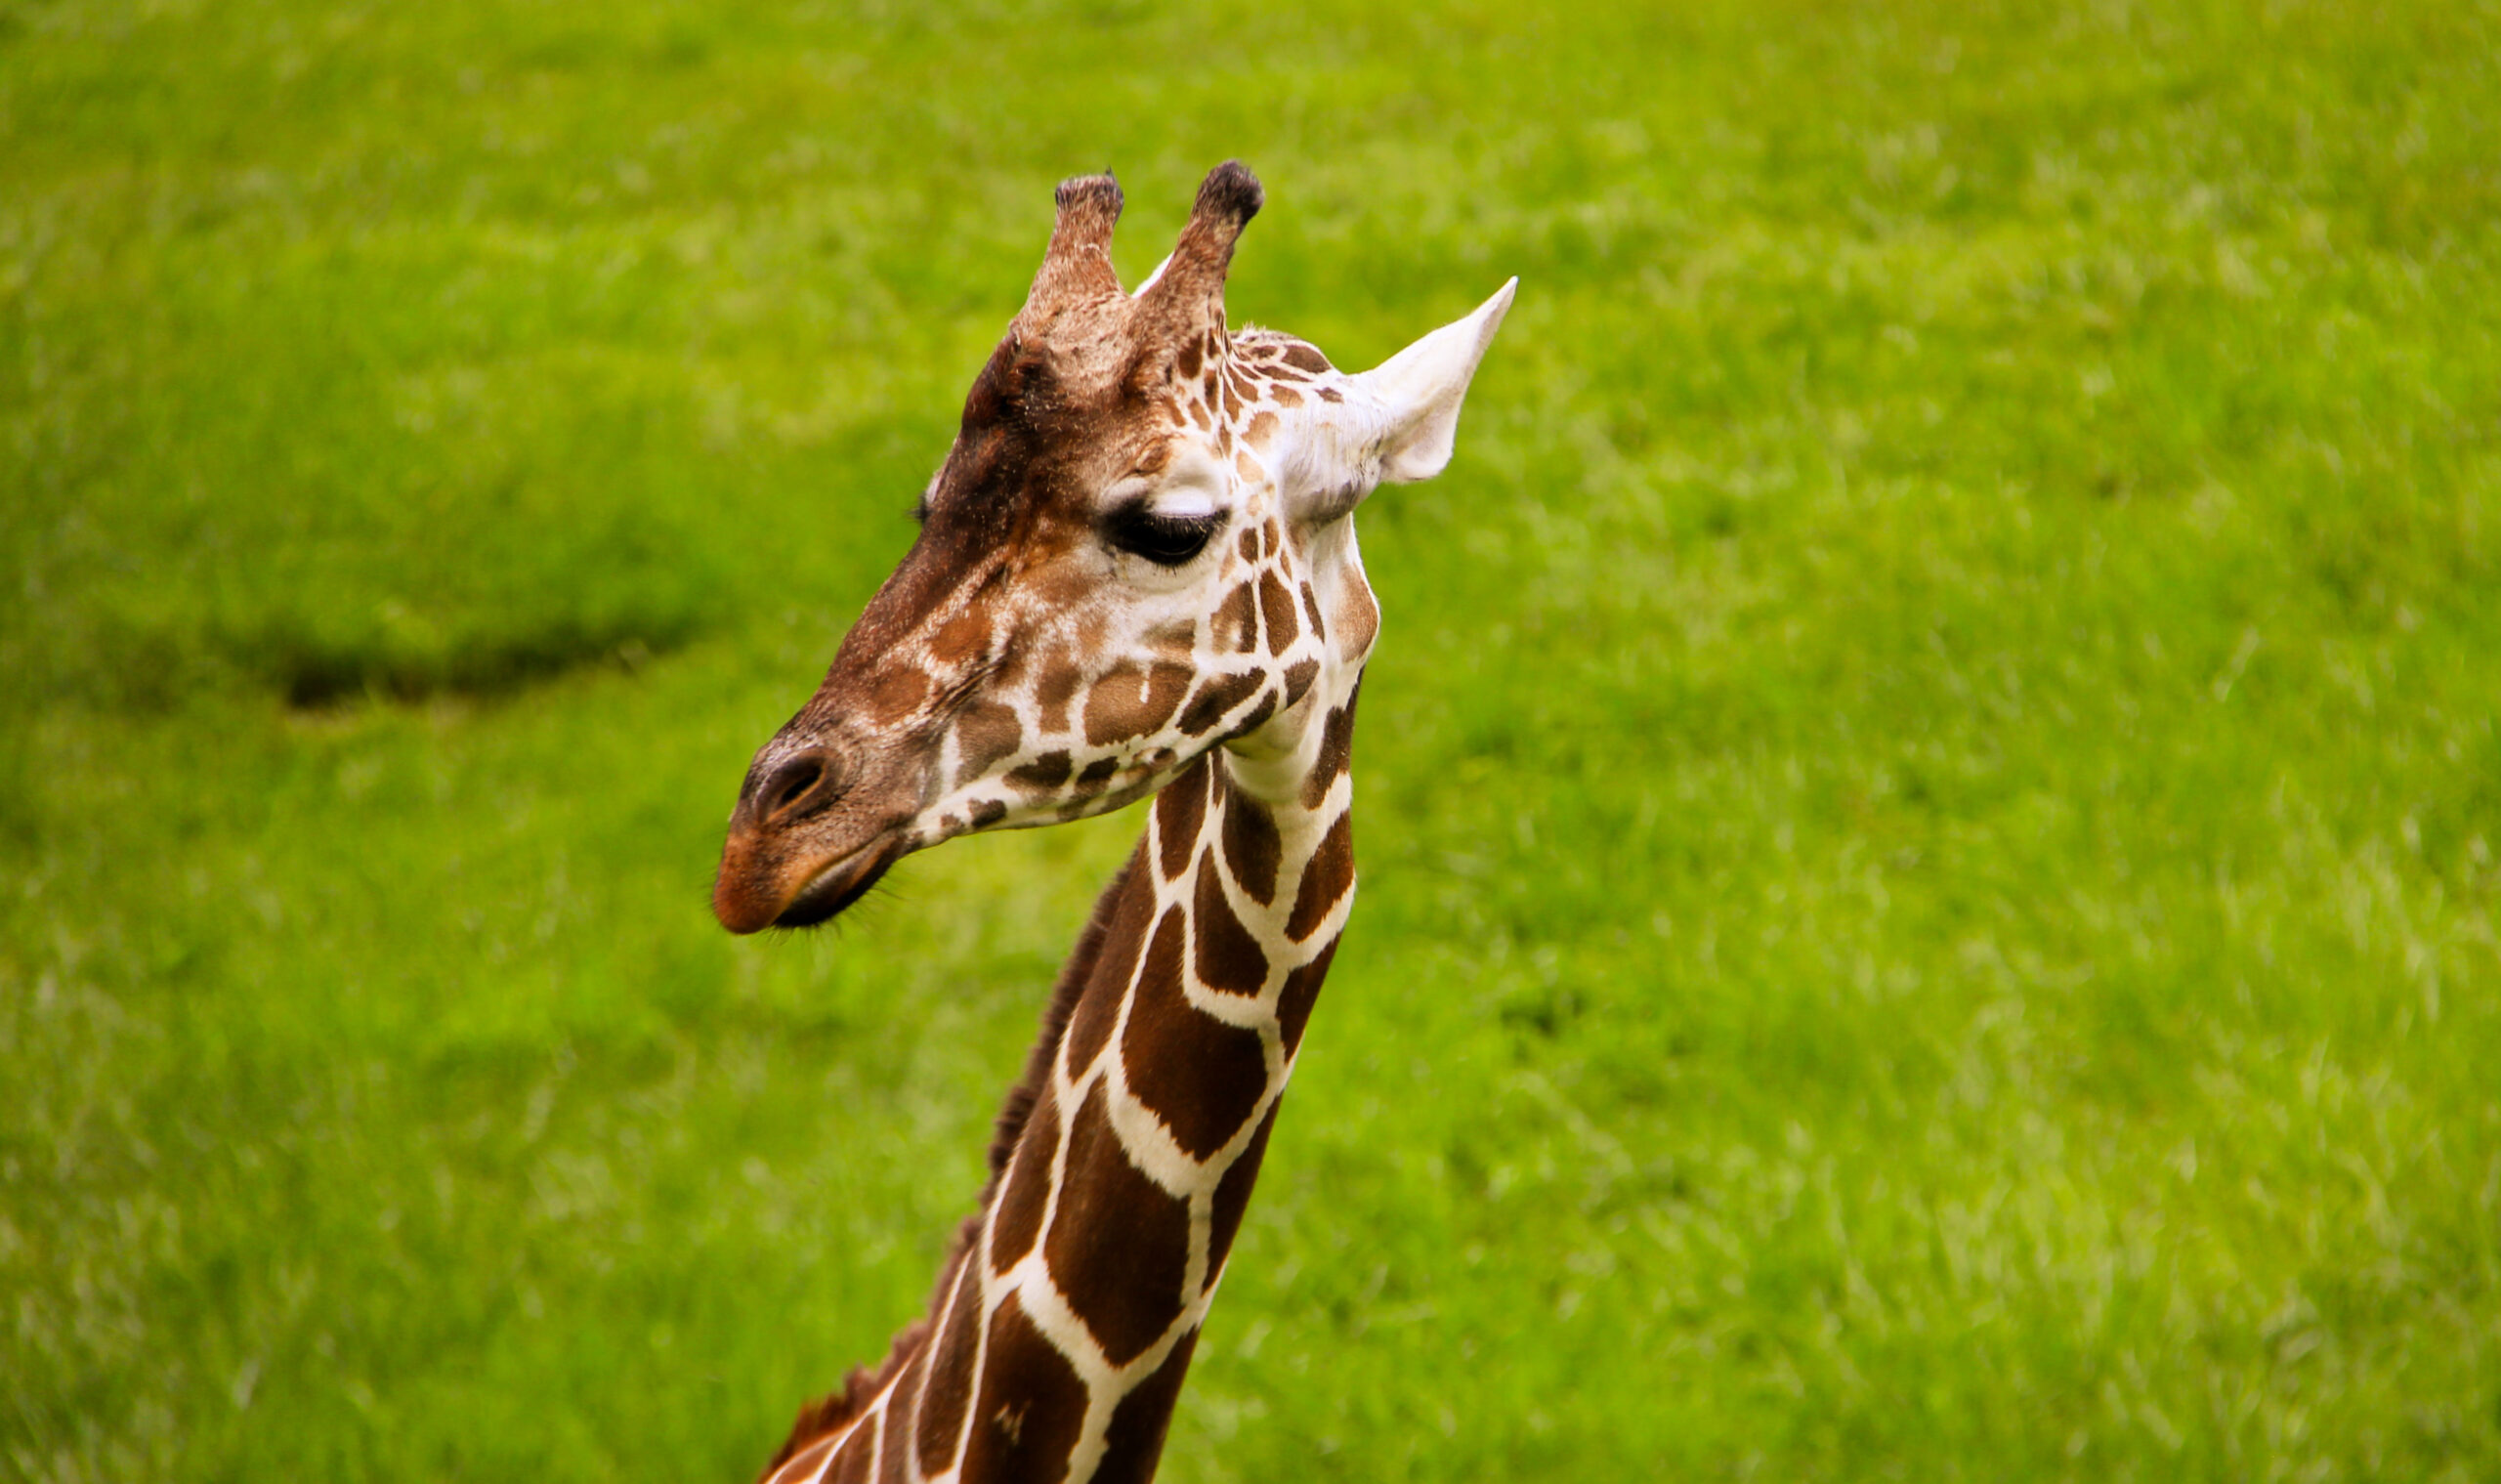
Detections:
[1350, 277, 1516, 485]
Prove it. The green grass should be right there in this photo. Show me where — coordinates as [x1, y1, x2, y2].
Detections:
[6, 0, 2499, 1478]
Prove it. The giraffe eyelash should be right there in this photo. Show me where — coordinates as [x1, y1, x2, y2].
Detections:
[1104, 500, 1226, 567]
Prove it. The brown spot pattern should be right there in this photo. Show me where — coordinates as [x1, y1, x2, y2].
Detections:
[1335, 582, 1379, 657]
[1283, 342, 1333, 374]
[989, 1088, 1060, 1276]
[1244, 409, 1278, 451]
[1192, 845, 1270, 996]
[1288, 810, 1353, 942]
[1300, 582, 1327, 642]
[1208, 1101, 1280, 1284]
[1063, 863, 1157, 1076]
[1277, 937, 1337, 1057]
[1301, 698, 1357, 810]
[1093, 1329, 1201, 1484]
[912, 1269, 984, 1475]
[1235, 686, 1279, 736]
[1269, 383, 1302, 409]
[1010, 750, 1074, 792]
[1213, 582, 1257, 654]
[865, 665, 931, 727]
[1179, 669, 1260, 737]
[1218, 780, 1283, 905]
[954, 700, 1023, 782]
[930, 610, 991, 668]
[827, 1425, 874, 1484]
[1036, 665, 1081, 735]
[1154, 760, 1209, 881]
[1047, 1081, 1190, 1368]
[1281, 657, 1320, 707]
[1083, 661, 1190, 746]
[876, 1403, 912, 1484]
[1124, 908, 1270, 1161]
[956, 1293, 1088, 1482]
[1257, 572, 1299, 653]
[1144, 618, 1197, 657]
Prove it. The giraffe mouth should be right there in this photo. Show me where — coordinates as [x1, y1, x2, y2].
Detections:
[773, 840, 899, 929]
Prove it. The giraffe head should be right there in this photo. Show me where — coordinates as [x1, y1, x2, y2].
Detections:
[714, 162, 1511, 933]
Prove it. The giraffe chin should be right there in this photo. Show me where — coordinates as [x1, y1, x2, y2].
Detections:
[771, 845, 898, 930]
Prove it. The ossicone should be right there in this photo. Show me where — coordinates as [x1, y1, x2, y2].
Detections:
[1021, 171, 1126, 324]
[1129, 160, 1263, 352]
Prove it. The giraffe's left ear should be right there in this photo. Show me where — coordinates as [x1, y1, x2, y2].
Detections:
[1352, 276, 1516, 486]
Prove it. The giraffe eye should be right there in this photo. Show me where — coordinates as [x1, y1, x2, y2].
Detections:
[1106, 503, 1225, 567]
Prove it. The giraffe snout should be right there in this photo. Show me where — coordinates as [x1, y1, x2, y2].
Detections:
[716, 739, 909, 934]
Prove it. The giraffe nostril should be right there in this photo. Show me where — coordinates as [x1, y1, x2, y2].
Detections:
[755, 749, 841, 826]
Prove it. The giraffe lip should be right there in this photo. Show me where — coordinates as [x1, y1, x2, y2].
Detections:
[775, 840, 898, 929]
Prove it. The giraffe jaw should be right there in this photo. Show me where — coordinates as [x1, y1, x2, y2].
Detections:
[775, 842, 898, 930]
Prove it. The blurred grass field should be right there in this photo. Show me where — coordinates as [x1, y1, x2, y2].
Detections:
[5, 0, 2499, 1478]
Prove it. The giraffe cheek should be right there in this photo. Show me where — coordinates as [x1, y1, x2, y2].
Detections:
[1081, 661, 1191, 746]
[953, 700, 1024, 784]
[929, 609, 992, 669]
[1257, 572, 1300, 653]
[862, 666, 932, 728]
[1176, 668, 1261, 737]
[1007, 750, 1074, 793]
[1214, 581, 1259, 654]
[1035, 663, 1082, 736]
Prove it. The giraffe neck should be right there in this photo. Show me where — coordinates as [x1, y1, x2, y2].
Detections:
[764, 686, 1361, 1484]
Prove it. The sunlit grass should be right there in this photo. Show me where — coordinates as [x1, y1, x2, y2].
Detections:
[4, 1, 2497, 1479]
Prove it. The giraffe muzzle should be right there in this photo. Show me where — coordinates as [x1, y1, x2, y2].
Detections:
[715, 739, 911, 933]
[712, 829, 903, 934]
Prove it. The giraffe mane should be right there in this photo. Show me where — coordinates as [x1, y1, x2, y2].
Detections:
[760, 846, 1146, 1478]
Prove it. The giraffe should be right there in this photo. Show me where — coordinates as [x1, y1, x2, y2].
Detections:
[712, 161, 1512, 1484]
